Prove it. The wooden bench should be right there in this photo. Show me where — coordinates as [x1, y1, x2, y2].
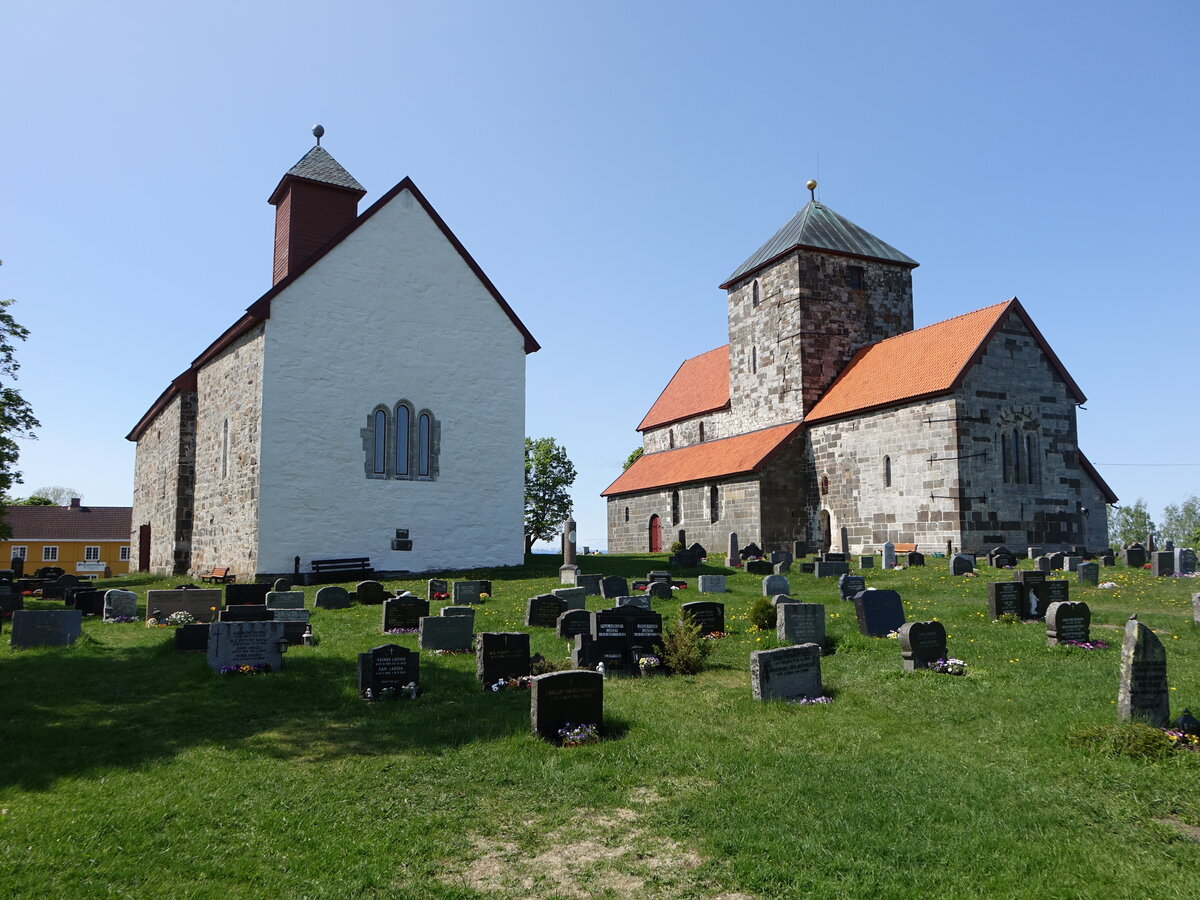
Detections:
[304, 557, 374, 585]
[200, 566, 236, 584]
[890, 543, 917, 554]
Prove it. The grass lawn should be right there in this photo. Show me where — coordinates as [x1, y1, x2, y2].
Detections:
[2, 555, 1199, 898]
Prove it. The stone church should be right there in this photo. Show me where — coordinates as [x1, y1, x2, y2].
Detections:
[129, 137, 538, 578]
[603, 189, 1115, 556]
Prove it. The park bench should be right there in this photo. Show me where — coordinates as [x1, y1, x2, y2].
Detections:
[303, 557, 374, 585]
[199, 566, 236, 584]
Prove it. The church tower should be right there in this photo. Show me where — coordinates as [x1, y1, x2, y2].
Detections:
[720, 184, 918, 432]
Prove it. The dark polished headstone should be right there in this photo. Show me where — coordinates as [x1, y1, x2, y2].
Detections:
[10, 609, 82, 648]
[988, 582, 1025, 620]
[899, 621, 947, 670]
[853, 590, 905, 637]
[526, 594, 567, 628]
[1046, 601, 1091, 646]
[531, 670, 604, 741]
[358, 644, 419, 699]
[680, 601, 724, 635]
[750, 643, 822, 701]
[477, 632, 531, 688]
[225, 582, 271, 606]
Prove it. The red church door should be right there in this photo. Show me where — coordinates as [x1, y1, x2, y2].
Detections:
[648, 515, 662, 553]
[138, 524, 151, 572]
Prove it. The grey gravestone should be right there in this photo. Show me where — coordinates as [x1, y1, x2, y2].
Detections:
[272, 578, 292, 592]
[1193, 593, 1200, 626]
[428, 578, 449, 598]
[1175, 548, 1197, 576]
[1035, 556, 1053, 574]
[698, 574, 726, 593]
[314, 586, 352, 609]
[647, 581, 673, 601]
[356, 581, 390, 605]
[616, 595, 652, 611]
[10, 609, 82, 648]
[681, 601, 725, 635]
[531, 670, 604, 742]
[599, 576, 629, 600]
[899, 621, 947, 671]
[1122, 544, 1147, 568]
[1117, 615, 1169, 727]
[859, 556, 874, 569]
[418, 615, 473, 651]
[440, 606, 476, 621]
[556, 608, 593, 641]
[854, 590, 906, 637]
[726, 532, 739, 567]
[1064, 556, 1082, 572]
[477, 632, 531, 688]
[773, 560, 792, 575]
[1046, 601, 1091, 646]
[225, 582, 271, 605]
[207, 621, 285, 672]
[266, 591, 305, 610]
[750, 644, 822, 702]
[988, 582, 1025, 619]
[576, 574, 603, 597]
[906, 551, 925, 567]
[838, 574, 866, 601]
[1029, 580, 1068, 619]
[358, 644, 419, 699]
[1077, 562, 1100, 586]
[950, 554, 975, 576]
[552, 587, 588, 610]
[762, 574, 790, 596]
[526, 595, 567, 628]
[103, 589, 138, 621]
[777, 602, 825, 647]
[174, 623, 210, 652]
[814, 560, 849, 578]
[1098, 552, 1115, 566]
[745, 560, 773, 576]
[882, 542, 897, 570]
[770, 550, 792, 566]
[453, 580, 491, 603]
[219, 604, 272, 622]
[382, 596, 430, 631]
[273, 608, 310, 623]
[146, 589, 222, 623]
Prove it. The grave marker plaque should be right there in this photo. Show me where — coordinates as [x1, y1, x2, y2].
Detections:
[854, 590, 905, 637]
[382, 596, 430, 631]
[776, 602, 825, 647]
[838, 574, 866, 601]
[681, 601, 725, 636]
[207, 621, 284, 672]
[556, 608, 593, 640]
[599, 576, 629, 600]
[477, 632, 531, 687]
[750, 644, 822, 702]
[453, 580, 492, 604]
[219, 604, 272, 622]
[266, 591, 306, 610]
[616, 595, 652, 610]
[697, 574, 726, 593]
[531, 670, 604, 742]
[358, 644, 419, 699]
[526, 594, 567, 628]
[1046, 601, 1091, 646]
[314, 586, 352, 609]
[10, 609, 82, 648]
[988, 582, 1025, 620]
[440, 606, 476, 620]
[1117, 616, 1169, 727]
[899, 621, 947, 671]
[762, 574, 790, 596]
[418, 615, 473, 651]
[103, 589, 138, 621]
[859, 556, 875, 569]
[225, 582, 271, 605]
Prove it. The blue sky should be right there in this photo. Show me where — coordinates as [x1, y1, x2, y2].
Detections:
[3, 0, 1196, 551]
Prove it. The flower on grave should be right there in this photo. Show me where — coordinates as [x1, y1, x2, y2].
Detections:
[432, 592, 450, 601]
[702, 631, 728, 639]
[21, 590, 34, 597]
[103, 616, 138, 624]
[478, 593, 491, 599]
[787, 695, 833, 705]
[1099, 582, 1118, 589]
[886, 631, 900, 639]
[931, 657, 967, 676]
[145, 618, 159, 628]
[638, 655, 661, 672]
[557, 722, 600, 747]
[165, 611, 196, 626]
[1060, 639, 1110, 650]
[220, 663, 271, 675]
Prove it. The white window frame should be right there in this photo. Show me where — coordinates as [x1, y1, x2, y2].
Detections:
[119, 546, 130, 561]
[42, 546, 59, 562]
[84, 545, 101, 562]
[11, 545, 26, 560]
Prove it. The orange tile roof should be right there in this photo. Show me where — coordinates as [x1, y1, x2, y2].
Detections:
[602, 422, 801, 495]
[805, 298, 1085, 424]
[637, 345, 730, 432]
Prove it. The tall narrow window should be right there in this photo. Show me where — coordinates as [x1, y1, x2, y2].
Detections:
[220, 418, 229, 479]
[698, 422, 705, 442]
[395, 405, 411, 476]
[373, 410, 387, 475]
[709, 484, 719, 523]
[418, 413, 431, 476]
[1011, 430, 1022, 484]
[1026, 434, 1037, 485]
[624, 507, 630, 523]
[671, 490, 681, 526]
[751, 345, 758, 374]
[669, 429, 675, 449]
[884, 455, 892, 487]
[1001, 432, 1009, 483]
[752, 280, 761, 307]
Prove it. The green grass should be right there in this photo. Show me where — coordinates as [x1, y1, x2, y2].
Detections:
[2, 557, 1199, 898]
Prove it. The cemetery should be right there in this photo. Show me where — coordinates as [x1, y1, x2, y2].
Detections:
[2, 550, 1200, 897]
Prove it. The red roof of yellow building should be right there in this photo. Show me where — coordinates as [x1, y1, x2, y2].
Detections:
[637, 345, 730, 432]
[804, 298, 1086, 423]
[602, 422, 801, 495]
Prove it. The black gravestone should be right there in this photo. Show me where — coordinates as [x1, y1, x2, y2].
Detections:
[531, 670, 604, 742]
[800, 562, 816, 574]
[1046, 601, 1091, 646]
[556, 608, 593, 641]
[853, 590, 905, 637]
[526, 595, 567, 628]
[10, 609, 82, 648]
[476, 632, 531, 687]
[572, 633, 633, 672]
[219, 604, 273, 622]
[70, 588, 105, 617]
[906, 551, 925, 567]
[599, 576, 629, 600]
[174, 623, 211, 652]
[823, 552, 847, 563]
[739, 542, 764, 560]
[1029, 580, 1068, 619]
[838, 574, 866, 601]
[427, 578, 449, 598]
[1015, 570, 1046, 587]
[383, 596, 430, 631]
[814, 561, 849, 578]
[680, 601, 725, 635]
[225, 582, 272, 605]
[745, 560, 773, 575]
[358, 644, 419, 699]
[987, 582, 1025, 619]
[899, 621, 947, 670]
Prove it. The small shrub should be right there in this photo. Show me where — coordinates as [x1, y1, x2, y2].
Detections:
[996, 613, 1022, 625]
[661, 613, 713, 675]
[668, 541, 684, 554]
[749, 596, 776, 631]
[1067, 722, 1175, 760]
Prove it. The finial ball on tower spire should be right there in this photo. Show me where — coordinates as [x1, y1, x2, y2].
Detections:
[806, 179, 817, 202]
[312, 124, 325, 146]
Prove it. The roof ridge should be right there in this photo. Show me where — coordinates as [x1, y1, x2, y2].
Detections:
[866, 298, 1014, 349]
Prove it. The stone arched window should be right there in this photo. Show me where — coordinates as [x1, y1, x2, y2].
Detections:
[370, 407, 389, 477]
[751, 345, 758, 374]
[820, 474, 829, 496]
[418, 412, 433, 477]
[395, 403, 412, 476]
[709, 484, 719, 523]
[1000, 431, 1009, 483]
[752, 280, 761, 308]
[220, 418, 229, 480]
[883, 455, 892, 488]
[362, 402, 438, 480]
[1025, 433, 1038, 486]
[698, 422, 705, 442]
[1011, 430, 1022, 484]
[671, 490, 681, 526]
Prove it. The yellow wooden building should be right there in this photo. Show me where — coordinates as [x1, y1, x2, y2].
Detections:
[0, 499, 132, 578]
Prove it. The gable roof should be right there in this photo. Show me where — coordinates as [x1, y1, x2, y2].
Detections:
[2, 505, 132, 541]
[601, 422, 801, 496]
[1078, 451, 1119, 505]
[804, 298, 1086, 424]
[637, 345, 731, 432]
[721, 200, 918, 289]
[129, 176, 539, 441]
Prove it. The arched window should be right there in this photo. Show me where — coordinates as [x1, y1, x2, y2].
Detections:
[624, 507, 630, 523]
[1026, 433, 1037, 485]
[820, 475, 829, 496]
[709, 484, 719, 523]
[373, 409, 387, 475]
[220, 418, 229, 480]
[418, 413, 432, 476]
[884, 455, 892, 488]
[671, 490, 681, 526]
[751, 345, 758, 374]
[698, 422, 705, 442]
[1000, 431, 1009, 483]
[395, 404, 411, 476]
[669, 429, 675, 449]
[362, 402, 437, 480]
[752, 280, 760, 308]
[1011, 430, 1022, 484]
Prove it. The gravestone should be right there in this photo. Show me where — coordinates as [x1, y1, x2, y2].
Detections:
[174, 623, 210, 652]
[859, 556, 875, 569]
[531, 670, 604, 742]
[1035, 556, 1052, 574]
[273, 608, 311, 645]
[792, 540, 808, 559]
[207, 621, 285, 672]
[10, 609, 82, 648]
[576, 574, 603, 597]
[670, 548, 701, 568]
[526, 594, 567, 628]
[770, 594, 793, 607]
[266, 591, 306, 610]
[556, 608, 593, 641]
[314, 586, 352, 610]
[1193, 593, 1200, 626]
[762, 574, 790, 596]
[987, 582, 1025, 620]
[647, 581, 673, 601]
[103, 589, 138, 621]
[146, 589, 222, 623]
[427, 578, 449, 598]
[1015, 569, 1046, 587]
[552, 587, 588, 610]
[1027, 546, 1044, 560]
[219, 604, 272, 622]
[1077, 562, 1100, 586]
[854, 590, 905, 637]
[357, 644, 419, 699]
[0, 595, 21, 617]
[697, 574, 726, 593]
[418, 615, 473, 651]
[838, 574, 866, 601]
[1064, 556, 1082, 572]
[440, 606, 476, 621]
[1122, 544, 1147, 568]
[272, 578, 292, 592]
[225, 582, 271, 605]
[356, 581, 390, 605]
[1047, 551, 1066, 570]
[592, 606, 663, 666]
[273, 607, 310, 623]
[616, 595, 652, 610]
[777, 602, 825, 648]
[950, 554, 975, 576]
[1046, 601, 1091, 646]
[726, 532, 739, 567]
[740, 542, 764, 560]
[382, 596, 430, 631]
[899, 621, 948, 671]
[1165, 540, 1175, 553]
[477, 632, 531, 687]
[770, 550, 793, 566]
[773, 560, 792, 575]
[745, 560, 774, 576]
[750, 643, 822, 702]
[1117, 615, 1169, 727]
[992, 552, 1017, 568]
[906, 551, 925, 567]
[70, 589, 105, 617]
[823, 552, 847, 564]
[800, 563, 816, 574]
[987, 545, 1012, 566]
[453, 580, 491, 604]
[688, 542, 707, 560]
[680, 601, 725, 635]
[882, 542, 897, 570]
[814, 560, 849, 578]
[599, 576, 629, 600]
[1175, 548, 1197, 576]
[1028, 580, 1069, 619]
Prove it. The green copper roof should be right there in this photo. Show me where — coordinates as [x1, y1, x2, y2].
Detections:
[722, 200, 918, 287]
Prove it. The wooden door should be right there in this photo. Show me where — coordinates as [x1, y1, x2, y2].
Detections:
[648, 515, 662, 553]
[138, 524, 151, 572]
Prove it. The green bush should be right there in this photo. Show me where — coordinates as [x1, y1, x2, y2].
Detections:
[1067, 722, 1175, 760]
[668, 540, 684, 554]
[749, 596, 777, 630]
[661, 612, 713, 675]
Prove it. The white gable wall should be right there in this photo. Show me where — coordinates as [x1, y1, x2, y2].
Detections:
[256, 187, 526, 573]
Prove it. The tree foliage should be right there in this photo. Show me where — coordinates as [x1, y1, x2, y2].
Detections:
[524, 437, 576, 554]
[1160, 494, 1200, 548]
[23, 486, 82, 506]
[1108, 498, 1156, 549]
[0, 299, 41, 539]
[622, 446, 644, 471]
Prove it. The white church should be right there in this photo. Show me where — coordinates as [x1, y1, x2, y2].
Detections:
[128, 133, 538, 579]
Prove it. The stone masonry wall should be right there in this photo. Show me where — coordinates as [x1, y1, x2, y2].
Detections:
[642, 409, 736, 454]
[607, 474, 762, 555]
[725, 248, 914, 433]
[190, 325, 265, 579]
[130, 391, 196, 575]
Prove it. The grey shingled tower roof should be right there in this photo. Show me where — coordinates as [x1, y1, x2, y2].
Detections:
[282, 146, 365, 192]
[721, 200, 918, 288]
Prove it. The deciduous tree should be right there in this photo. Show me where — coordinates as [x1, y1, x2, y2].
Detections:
[0, 299, 41, 539]
[1160, 494, 1200, 548]
[1108, 498, 1155, 549]
[524, 437, 576, 554]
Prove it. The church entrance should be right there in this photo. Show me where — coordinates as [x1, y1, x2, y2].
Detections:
[138, 523, 151, 572]
[819, 511, 832, 554]
[648, 515, 662, 553]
